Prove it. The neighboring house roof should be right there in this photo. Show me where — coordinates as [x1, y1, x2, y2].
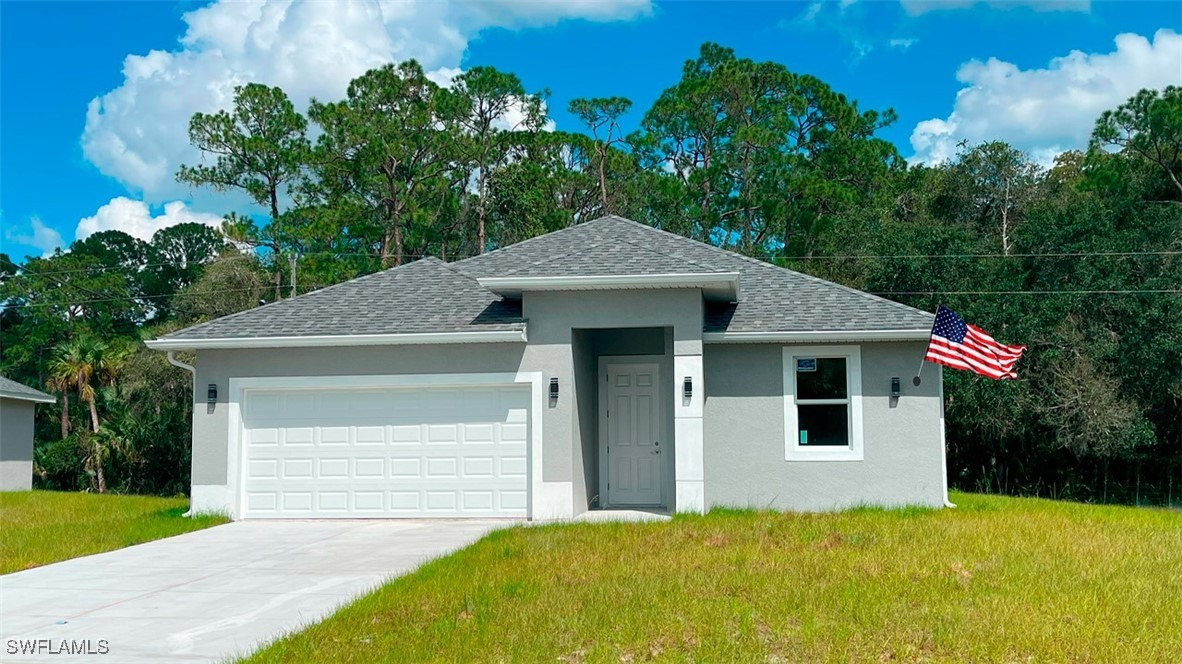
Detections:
[0, 375, 56, 404]
[151, 215, 933, 349]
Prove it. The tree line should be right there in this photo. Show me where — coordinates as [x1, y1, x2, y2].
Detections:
[2, 43, 1179, 504]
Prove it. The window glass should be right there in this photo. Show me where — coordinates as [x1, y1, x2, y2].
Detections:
[797, 404, 849, 446]
[796, 357, 847, 400]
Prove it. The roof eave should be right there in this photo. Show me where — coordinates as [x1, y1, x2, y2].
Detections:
[145, 328, 529, 351]
[703, 329, 932, 343]
[0, 389, 56, 404]
[477, 272, 741, 302]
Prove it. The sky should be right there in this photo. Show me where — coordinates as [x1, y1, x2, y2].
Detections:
[1, 0, 1180, 261]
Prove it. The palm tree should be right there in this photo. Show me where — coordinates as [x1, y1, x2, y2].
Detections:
[47, 337, 127, 492]
[45, 367, 71, 439]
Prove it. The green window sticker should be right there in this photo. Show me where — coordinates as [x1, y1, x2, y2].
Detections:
[800, 430, 808, 445]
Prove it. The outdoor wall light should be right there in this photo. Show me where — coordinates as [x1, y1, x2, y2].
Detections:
[549, 377, 559, 400]
[891, 376, 901, 398]
[207, 383, 218, 405]
[683, 376, 693, 399]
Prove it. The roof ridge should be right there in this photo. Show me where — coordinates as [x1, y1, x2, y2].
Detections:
[430, 254, 502, 286]
[454, 217, 612, 267]
[496, 239, 612, 276]
[611, 235, 727, 274]
[161, 257, 425, 339]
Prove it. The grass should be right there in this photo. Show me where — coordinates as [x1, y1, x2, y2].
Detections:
[0, 490, 227, 574]
[248, 493, 1182, 663]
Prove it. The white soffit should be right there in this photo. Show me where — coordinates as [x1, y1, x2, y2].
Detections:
[703, 329, 931, 343]
[477, 272, 741, 302]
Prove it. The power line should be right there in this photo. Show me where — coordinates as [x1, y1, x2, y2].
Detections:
[0, 257, 118, 300]
[6, 283, 1179, 312]
[781, 251, 1182, 260]
[6, 249, 1179, 278]
[3, 284, 325, 310]
[1, 252, 465, 277]
[872, 289, 1182, 296]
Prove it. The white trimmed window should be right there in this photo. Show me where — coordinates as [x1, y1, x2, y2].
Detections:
[783, 345, 863, 461]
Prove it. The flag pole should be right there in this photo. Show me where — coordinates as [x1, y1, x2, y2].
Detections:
[914, 302, 941, 386]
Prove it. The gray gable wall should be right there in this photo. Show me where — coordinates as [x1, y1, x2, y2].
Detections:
[160, 215, 932, 341]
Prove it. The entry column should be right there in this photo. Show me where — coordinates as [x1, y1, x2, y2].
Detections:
[673, 352, 704, 513]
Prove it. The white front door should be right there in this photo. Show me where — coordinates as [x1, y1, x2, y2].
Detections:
[604, 362, 663, 506]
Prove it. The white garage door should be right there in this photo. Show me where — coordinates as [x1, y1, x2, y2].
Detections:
[240, 382, 530, 518]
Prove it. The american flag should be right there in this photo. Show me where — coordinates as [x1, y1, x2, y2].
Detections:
[925, 306, 1026, 380]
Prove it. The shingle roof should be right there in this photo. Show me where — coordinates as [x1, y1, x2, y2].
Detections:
[0, 375, 55, 403]
[160, 257, 523, 341]
[454, 215, 933, 333]
[160, 215, 932, 342]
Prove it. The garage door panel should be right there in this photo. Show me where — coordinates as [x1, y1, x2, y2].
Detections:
[241, 383, 529, 518]
[389, 458, 421, 477]
[463, 457, 494, 477]
[462, 423, 495, 443]
[355, 426, 386, 445]
[282, 459, 314, 478]
[318, 492, 348, 511]
[353, 457, 385, 477]
[247, 459, 278, 480]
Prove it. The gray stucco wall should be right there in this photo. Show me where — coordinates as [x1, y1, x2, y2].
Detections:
[190, 287, 702, 497]
[191, 344, 527, 485]
[571, 330, 597, 510]
[185, 291, 943, 515]
[0, 398, 36, 491]
[703, 341, 945, 510]
[522, 289, 702, 509]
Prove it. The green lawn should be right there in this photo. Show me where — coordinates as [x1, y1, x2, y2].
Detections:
[248, 493, 1182, 663]
[0, 491, 227, 574]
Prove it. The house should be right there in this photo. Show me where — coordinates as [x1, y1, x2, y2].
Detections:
[147, 215, 949, 520]
[0, 375, 55, 491]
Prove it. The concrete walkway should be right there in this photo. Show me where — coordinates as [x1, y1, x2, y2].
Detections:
[0, 520, 508, 663]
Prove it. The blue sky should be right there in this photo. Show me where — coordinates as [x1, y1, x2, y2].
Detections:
[2, 0, 1179, 261]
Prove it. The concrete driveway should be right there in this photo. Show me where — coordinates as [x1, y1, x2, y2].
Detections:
[0, 520, 507, 663]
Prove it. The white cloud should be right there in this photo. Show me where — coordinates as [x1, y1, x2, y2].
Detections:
[82, 0, 651, 203]
[889, 37, 918, 50]
[900, 0, 1089, 16]
[75, 197, 223, 243]
[790, 0, 875, 63]
[5, 217, 66, 257]
[799, 2, 824, 22]
[910, 29, 1182, 165]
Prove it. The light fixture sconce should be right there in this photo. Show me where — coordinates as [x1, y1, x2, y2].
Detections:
[683, 376, 693, 400]
[549, 377, 559, 400]
[207, 383, 218, 405]
[890, 376, 901, 398]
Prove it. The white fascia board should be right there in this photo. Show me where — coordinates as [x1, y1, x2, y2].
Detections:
[703, 329, 931, 343]
[478, 272, 741, 302]
[0, 390, 56, 404]
[145, 328, 528, 351]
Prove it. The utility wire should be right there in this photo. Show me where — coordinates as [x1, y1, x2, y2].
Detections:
[872, 289, 1182, 296]
[0, 257, 120, 300]
[0, 253, 459, 277]
[6, 250, 1180, 277]
[6, 284, 1180, 311]
[781, 251, 1182, 260]
[3, 284, 325, 310]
